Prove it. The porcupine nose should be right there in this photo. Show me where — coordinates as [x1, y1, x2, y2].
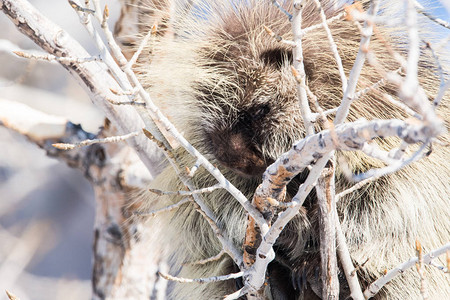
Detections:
[208, 130, 268, 177]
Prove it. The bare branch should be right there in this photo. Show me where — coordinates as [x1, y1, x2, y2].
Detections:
[149, 183, 222, 196]
[158, 271, 243, 284]
[126, 24, 156, 69]
[317, 163, 339, 300]
[184, 250, 226, 266]
[244, 115, 443, 296]
[0, 99, 67, 141]
[414, 0, 450, 30]
[312, 0, 347, 92]
[291, 1, 315, 135]
[53, 130, 141, 150]
[429, 260, 448, 273]
[364, 243, 450, 299]
[433, 80, 450, 108]
[335, 177, 374, 202]
[0, 0, 161, 173]
[383, 93, 422, 120]
[270, 0, 292, 21]
[352, 142, 430, 182]
[134, 197, 190, 217]
[68, 0, 95, 14]
[187, 159, 201, 177]
[263, 25, 296, 47]
[13, 50, 100, 63]
[303, 11, 346, 35]
[334, 0, 380, 125]
[415, 240, 429, 300]
[360, 142, 398, 165]
[336, 218, 365, 300]
[5, 290, 20, 300]
[224, 286, 250, 300]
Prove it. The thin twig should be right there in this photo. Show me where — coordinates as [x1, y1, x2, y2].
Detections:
[414, 0, 450, 30]
[334, 0, 380, 125]
[158, 271, 244, 284]
[5, 290, 19, 300]
[312, 0, 347, 92]
[13, 50, 100, 63]
[382, 93, 422, 120]
[106, 98, 146, 106]
[360, 142, 398, 165]
[187, 159, 201, 177]
[134, 197, 191, 217]
[224, 286, 250, 300]
[364, 242, 450, 299]
[184, 250, 226, 266]
[336, 217, 365, 300]
[433, 80, 450, 108]
[303, 11, 346, 35]
[271, 0, 292, 21]
[126, 22, 158, 69]
[335, 177, 374, 202]
[263, 25, 296, 47]
[352, 142, 430, 182]
[110, 87, 139, 96]
[149, 183, 222, 196]
[52, 131, 141, 150]
[423, 41, 445, 94]
[429, 260, 448, 273]
[415, 240, 429, 300]
[68, 0, 95, 14]
[291, 1, 315, 135]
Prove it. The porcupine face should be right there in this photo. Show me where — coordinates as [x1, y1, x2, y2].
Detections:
[193, 8, 305, 177]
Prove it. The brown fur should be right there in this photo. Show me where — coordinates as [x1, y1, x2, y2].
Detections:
[122, 1, 450, 299]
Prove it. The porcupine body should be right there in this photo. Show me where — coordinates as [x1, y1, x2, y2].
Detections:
[124, 0, 450, 299]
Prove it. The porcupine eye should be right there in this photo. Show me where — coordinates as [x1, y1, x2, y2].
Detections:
[259, 48, 293, 69]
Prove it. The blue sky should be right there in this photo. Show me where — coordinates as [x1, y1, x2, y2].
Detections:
[421, 0, 450, 20]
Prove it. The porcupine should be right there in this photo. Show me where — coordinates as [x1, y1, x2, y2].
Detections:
[118, 0, 450, 299]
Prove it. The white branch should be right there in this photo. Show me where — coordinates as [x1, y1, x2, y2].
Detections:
[159, 271, 243, 284]
[263, 25, 296, 47]
[53, 130, 141, 150]
[224, 286, 250, 300]
[303, 11, 346, 35]
[334, 0, 380, 125]
[135, 198, 191, 217]
[184, 250, 226, 266]
[244, 115, 443, 295]
[414, 0, 450, 30]
[13, 50, 100, 63]
[271, 0, 292, 21]
[312, 0, 347, 92]
[353, 142, 429, 182]
[336, 217, 365, 300]
[364, 243, 450, 299]
[292, 1, 315, 135]
[0, 99, 67, 140]
[149, 183, 222, 196]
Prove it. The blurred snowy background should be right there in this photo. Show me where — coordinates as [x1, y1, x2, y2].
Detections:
[0, 1, 448, 300]
[0, 1, 120, 299]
